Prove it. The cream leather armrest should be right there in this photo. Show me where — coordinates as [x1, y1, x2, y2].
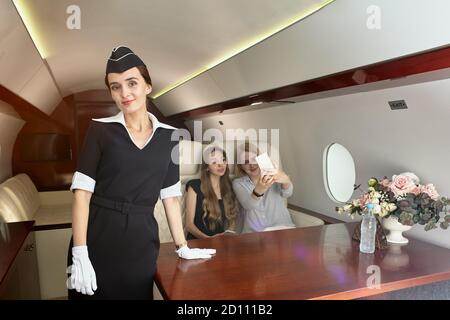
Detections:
[36, 191, 73, 226]
[288, 208, 325, 228]
[39, 191, 73, 206]
[153, 199, 174, 243]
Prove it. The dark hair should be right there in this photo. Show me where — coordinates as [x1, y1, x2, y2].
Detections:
[104, 65, 152, 89]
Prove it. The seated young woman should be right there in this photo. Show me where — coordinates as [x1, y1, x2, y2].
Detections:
[232, 142, 295, 233]
[185, 146, 239, 239]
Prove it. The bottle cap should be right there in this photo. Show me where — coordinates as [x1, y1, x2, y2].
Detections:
[366, 203, 374, 209]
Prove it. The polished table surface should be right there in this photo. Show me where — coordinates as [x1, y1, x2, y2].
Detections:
[155, 223, 450, 300]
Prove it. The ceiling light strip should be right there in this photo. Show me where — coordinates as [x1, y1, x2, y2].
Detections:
[12, 0, 47, 59]
[152, 0, 336, 99]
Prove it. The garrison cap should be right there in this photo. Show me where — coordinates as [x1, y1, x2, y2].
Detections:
[106, 46, 146, 74]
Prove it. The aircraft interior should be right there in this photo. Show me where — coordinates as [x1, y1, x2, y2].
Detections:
[1, 0, 450, 301]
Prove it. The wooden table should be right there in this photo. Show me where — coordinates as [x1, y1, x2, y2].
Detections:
[0, 221, 34, 288]
[155, 223, 450, 300]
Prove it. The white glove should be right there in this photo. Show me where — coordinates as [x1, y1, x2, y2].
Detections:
[176, 245, 216, 260]
[66, 245, 97, 295]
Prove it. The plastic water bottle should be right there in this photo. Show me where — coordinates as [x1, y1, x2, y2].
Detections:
[360, 203, 377, 254]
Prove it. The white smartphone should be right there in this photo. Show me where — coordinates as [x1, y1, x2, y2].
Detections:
[255, 152, 277, 174]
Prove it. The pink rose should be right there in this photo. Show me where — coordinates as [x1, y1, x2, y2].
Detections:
[399, 172, 420, 185]
[410, 185, 421, 195]
[359, 193, 370, 209]
[421, 184, 440, 200]
[390, 174, 415, 197]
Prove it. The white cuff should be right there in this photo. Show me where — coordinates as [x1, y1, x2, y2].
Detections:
[70, 171, 96, 193]
[160, 180, 182, 199]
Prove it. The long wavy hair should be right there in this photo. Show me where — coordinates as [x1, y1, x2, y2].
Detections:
[200, 146, 238, 231]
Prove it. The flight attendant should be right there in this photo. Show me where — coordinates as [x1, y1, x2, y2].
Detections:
[67, 46, 215, 300]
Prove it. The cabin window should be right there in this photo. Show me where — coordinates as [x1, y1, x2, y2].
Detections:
[323, 143, 355, 203]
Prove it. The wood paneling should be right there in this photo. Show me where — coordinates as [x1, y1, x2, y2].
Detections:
[0, 85, 75, 190]
[11, 105, 75, 190]
[0, 221, 34, 289]
[155, 222, 450, 300]
[167, 45, 450, 120]
[18, 133, 71, 162]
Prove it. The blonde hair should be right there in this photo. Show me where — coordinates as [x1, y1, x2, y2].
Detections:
[200, 146, 238, 231]
[235, 141, 260, 177]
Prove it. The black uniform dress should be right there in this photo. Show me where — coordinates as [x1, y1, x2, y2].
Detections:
[67, 112, 180, 300]
[185, 179, 226, 240]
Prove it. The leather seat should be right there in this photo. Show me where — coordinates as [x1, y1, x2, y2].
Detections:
[153, 140, 203, 243]
[0, 173, 72, 225]
[0, 173, 73, 299]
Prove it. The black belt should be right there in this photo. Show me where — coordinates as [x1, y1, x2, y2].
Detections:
[91, 194, 154, 215]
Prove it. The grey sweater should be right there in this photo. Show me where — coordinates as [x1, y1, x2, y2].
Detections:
[232, 176, 295, 233]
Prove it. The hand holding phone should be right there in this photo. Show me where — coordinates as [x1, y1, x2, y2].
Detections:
[255, 152, 278, 175]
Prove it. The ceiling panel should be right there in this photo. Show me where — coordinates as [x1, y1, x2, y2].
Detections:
[15, 0, 326, 96]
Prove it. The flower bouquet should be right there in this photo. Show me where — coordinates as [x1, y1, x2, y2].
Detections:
[337, 172, 450, 245]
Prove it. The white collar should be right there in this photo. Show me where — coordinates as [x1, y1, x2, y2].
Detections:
[93, 111, 177, 131]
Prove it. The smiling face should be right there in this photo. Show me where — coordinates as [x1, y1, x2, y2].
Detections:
[107, 67, 152, 114]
